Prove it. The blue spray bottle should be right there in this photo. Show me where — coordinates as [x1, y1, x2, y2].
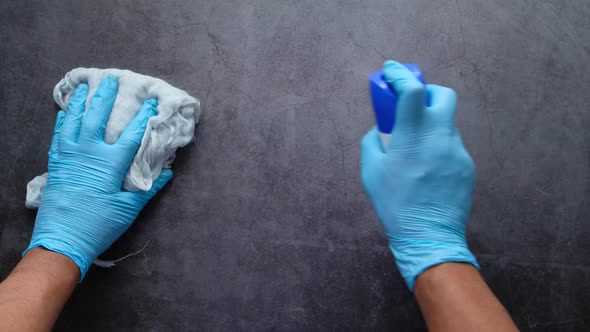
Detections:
[369, 64, 425, 149]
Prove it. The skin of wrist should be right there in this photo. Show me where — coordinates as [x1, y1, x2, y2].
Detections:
[16, 247, 80, 287]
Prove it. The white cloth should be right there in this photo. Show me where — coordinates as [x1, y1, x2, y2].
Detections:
[26, 68, 200, 208]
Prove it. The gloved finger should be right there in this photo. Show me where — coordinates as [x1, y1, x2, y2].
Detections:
[361, 126, 385, 156]
[383, 60, 426, 132]
[451, 129, 476, 176]
[79, 76, 119, 142]
[361, 127, 384, 197]
[117, 98, 158, 151]
[60, 84, 88, 142]
[426, 84, 457, 129]
[49, 110, 67, 156]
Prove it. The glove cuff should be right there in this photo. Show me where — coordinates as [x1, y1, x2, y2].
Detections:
[390, 242, 479, 291]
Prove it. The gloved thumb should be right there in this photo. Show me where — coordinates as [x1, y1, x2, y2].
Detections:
[360, 127, 384, 197]
[121, 169, 174, 204]
[147, 169, 174, 198]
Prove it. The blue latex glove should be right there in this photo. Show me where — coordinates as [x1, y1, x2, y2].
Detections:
[25, 76, 173, 280]
[361, 60, 479, 290]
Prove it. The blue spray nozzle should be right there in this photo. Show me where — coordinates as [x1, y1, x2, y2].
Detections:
[369, 64, 425, 134]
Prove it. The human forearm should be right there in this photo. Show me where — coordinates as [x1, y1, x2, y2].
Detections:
[414, 263, 518, 332]
[0, 248, 79, 332]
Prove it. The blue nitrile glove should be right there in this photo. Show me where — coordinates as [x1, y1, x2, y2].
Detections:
[24, 76, 173, 280]
[361, 60, 479, 291]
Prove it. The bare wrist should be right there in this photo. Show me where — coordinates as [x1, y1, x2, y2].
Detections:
[18, 247, 80, 286]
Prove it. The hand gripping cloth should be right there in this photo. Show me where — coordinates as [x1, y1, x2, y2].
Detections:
[26, 68, 200, 208]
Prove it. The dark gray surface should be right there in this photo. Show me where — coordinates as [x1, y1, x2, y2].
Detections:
[1, 0, 589, 331]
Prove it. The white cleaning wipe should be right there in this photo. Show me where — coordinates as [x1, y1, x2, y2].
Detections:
[25, 67, 200, 208]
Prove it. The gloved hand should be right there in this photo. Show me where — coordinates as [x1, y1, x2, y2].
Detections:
[25, 76, 173, 280]
[361, 60, 479, 290]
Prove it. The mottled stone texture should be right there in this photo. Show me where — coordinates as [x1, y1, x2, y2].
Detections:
[1, 1, 588, 331]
